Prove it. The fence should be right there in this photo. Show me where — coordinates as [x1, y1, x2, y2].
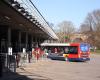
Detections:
[0, 53, 16, 77]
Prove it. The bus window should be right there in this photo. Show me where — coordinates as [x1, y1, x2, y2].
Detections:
[64, 47, 69, 54]
[68, 46, 78, 54]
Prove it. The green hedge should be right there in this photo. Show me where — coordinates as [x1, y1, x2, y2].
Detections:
[90, 49, 100, 54]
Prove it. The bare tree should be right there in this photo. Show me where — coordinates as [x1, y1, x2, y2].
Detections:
[80, 9, 100, 48]
[57, 21, 76, 43]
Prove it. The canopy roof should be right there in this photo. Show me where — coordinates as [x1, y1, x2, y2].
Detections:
[0, 0, 58, 40]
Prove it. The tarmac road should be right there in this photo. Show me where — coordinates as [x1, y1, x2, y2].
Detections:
[17, 54, 100, 80]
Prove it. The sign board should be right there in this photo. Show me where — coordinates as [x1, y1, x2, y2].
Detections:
[8, 47, 12, 55]
[23, 48, 26, 53]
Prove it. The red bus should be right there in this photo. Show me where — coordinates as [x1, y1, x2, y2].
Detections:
[64, 43, 90, 61]
[41, 43, 90, 62]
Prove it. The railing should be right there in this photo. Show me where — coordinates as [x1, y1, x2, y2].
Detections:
[0, 53, 16, 73]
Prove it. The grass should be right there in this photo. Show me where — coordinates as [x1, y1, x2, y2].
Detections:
[90, 49, 100, 54]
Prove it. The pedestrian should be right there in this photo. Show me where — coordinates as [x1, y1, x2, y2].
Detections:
[28, 52, 32, 63]
[16, 53, 20, 67]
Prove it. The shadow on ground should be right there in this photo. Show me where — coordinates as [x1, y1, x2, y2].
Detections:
[0, 68, 52, 80]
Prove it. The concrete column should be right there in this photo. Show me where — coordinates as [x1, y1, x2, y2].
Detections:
[7, 27, 11, 69]
[25, 32, 28, 51]
[35, 38, 37, 43]
[31, 36, 33, 48]
[8, 27, 11, 47]
[18, 31, 21, 52]
[35, 38, 38, 48]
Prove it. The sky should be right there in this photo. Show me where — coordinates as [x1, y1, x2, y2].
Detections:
[32, 0, 100, 29]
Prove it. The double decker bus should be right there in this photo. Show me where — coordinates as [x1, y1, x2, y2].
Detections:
[41, 43, 90, 62]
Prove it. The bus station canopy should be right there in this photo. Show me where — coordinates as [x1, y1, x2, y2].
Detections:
[0, 0, 58, 40]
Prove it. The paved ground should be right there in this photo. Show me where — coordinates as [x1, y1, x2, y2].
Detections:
[1, 54, 100, 80]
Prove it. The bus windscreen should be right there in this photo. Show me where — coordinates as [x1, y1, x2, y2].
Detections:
[80, 44, 89, 52]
